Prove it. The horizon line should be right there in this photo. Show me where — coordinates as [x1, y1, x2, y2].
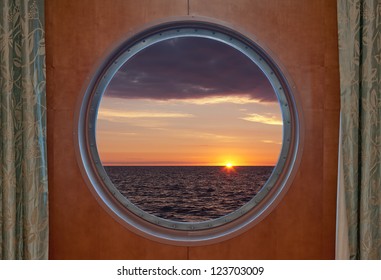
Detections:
[102, 164, 276, 167]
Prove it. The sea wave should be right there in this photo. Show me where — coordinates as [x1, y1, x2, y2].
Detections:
[105, 166, 273, 222]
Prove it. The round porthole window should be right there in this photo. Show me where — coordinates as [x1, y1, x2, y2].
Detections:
[75, 19, 302, 244]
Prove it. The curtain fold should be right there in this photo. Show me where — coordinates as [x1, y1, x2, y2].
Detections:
[337, 0, 381, 259]
[0, 0, 48, 260]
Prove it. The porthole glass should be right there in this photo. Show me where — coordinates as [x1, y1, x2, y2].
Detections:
[76, 19, 302, 244]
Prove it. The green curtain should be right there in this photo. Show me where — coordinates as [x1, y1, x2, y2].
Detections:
[337, 0, 381, 259]
[0, 0, 48, 259]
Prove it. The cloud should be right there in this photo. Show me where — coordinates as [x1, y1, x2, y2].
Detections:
[175, 95, 265, 105]
[241, 113, 283, 125]
[105, 37, 277, 103]
[98, 109, 193, 120]
[262, 140, 282, 145]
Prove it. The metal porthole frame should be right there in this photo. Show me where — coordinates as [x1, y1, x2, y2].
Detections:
[74, 17, 304, 245]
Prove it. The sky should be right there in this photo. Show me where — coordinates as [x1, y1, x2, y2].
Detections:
[96, 37, 283, 166]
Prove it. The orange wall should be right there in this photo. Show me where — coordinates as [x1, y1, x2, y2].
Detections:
[47, 0, 340, 259]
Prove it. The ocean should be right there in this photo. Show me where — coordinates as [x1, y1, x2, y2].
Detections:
[104, 166, 273, 222]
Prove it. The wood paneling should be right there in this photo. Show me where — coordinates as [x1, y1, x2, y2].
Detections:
[47, 0, 189, 260]
[188, 0, 340, 260]
[47, 0, 340, 259]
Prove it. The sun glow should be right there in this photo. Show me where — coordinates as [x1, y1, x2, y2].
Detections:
[225, 162, 233, 168]
[223, 162, 236, 172]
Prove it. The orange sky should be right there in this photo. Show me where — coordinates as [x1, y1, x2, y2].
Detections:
[95, 37, 283, 166]
[96, 95, 282, 166]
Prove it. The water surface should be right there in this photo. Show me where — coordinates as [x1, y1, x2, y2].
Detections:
[105, 166, 273, 222]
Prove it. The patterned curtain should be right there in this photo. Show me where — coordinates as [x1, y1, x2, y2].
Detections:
[0, 0, 48, 259]
[337, 0, 381, 259]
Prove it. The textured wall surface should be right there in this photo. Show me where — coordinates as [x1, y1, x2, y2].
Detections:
[47, 0, 340, 259]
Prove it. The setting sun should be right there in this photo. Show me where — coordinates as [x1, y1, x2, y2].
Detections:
[223, 162, 236, 172]
[226, 162, 233, 168]
[96, 37, 283, 168]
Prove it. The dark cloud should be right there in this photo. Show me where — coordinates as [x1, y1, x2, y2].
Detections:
[106, 37, 276, 102]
